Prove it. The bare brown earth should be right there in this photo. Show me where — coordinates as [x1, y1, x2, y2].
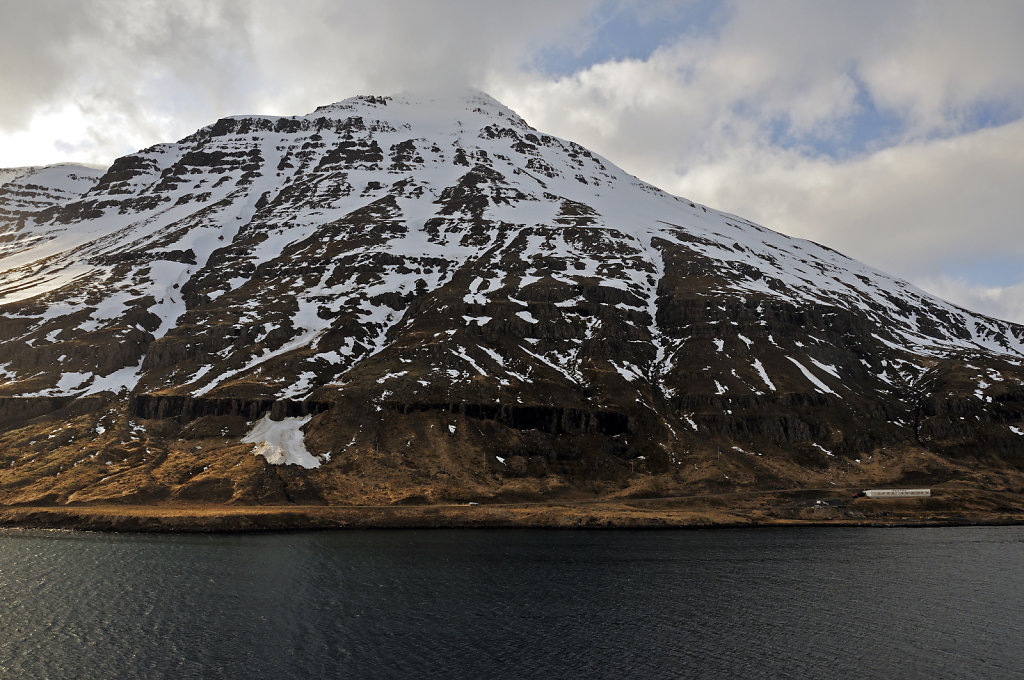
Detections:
[2, 485, 1022, 533]
[2, 400, 1022, 532]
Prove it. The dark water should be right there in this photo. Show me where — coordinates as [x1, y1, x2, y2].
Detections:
[1, 527, 1022, 679]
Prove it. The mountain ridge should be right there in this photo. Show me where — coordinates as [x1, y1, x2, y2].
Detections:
[0, 90, 1021, 513]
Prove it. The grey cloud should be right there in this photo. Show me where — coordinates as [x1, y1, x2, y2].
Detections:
[1, 0, 602, 162]
[491, 1, 1024, 321]
[914, 277, 1024, 324]
[241, 0, 600, 113]
[0, 0, 102, 128]
[1, 0, 259, 160]
[670, 120, 1024, 277]
[3, 0, 1023, 320]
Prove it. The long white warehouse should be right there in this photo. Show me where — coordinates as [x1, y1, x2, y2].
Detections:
[862, 489, 931, 498]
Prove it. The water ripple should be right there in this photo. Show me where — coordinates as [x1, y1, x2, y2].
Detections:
[0, 526, 1022, 679]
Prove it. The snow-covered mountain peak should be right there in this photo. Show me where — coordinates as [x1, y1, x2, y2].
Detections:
[305, 88, 523, 123]
[0, 163, 106, 191]
[0, 163, 107, 262]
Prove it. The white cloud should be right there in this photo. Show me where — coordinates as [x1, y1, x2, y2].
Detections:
[0, 0, 256, 166]
[243, 0, 600, 115]
[671, 118, 1024, 278]
[1, 0, 1022, 321]
[914, 277, 1024, 324]
[0, 0, 601, 165]
[856, 0, 1024, 134]
[490, 1, 1024, 322]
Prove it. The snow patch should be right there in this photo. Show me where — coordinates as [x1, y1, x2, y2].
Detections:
[242, 415, 319, 469]
[809, 358, 841, 380]
[811, 442, 835, 457]
[752, 358, 776, 391]
[517, 310, 539, 324]
[786, 357, 837, 395]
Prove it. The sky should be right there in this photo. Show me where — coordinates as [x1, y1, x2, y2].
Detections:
[2, 0, 1023, 322]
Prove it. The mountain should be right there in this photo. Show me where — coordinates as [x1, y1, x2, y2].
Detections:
[0, 164, 106, 257]
[1, 91, 1022, 515]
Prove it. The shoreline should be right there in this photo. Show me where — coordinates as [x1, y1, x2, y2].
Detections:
[2, 500, 1022, 533]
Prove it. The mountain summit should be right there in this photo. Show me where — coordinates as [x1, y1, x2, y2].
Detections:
[0, 91, 1022, 511]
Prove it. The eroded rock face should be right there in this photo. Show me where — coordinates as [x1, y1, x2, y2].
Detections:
[1, 91, 1022, 506]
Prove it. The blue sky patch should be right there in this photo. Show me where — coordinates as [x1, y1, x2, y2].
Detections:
[536, 0, 728, 76]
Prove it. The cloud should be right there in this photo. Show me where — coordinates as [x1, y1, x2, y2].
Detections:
[855, 0, 1024, 134]
[1, 0, 1022, 321]
[241, 0, 602, 114]
[0, 0, 94, 130]
[914, 276, 1024, 324]
[0, 0, 603, 165]
[0, 0, 257, 164]
[672, 119, 1024, 277]
[489, 1, 1024, 321]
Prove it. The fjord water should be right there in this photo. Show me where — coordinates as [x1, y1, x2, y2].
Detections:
[1, 527, 1021, 679]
